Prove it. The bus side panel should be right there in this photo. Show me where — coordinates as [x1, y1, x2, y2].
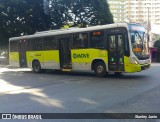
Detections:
[71, 49, 108, 71]
[9, 52, 20, 67]
[42, 50, 60, 69]
[26, 51, 44, 68]
[124, 56, 141, 72]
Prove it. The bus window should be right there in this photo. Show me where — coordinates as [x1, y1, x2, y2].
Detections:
[108, 35, 116, 51]
[43, 36, 57, 50]
[118, 35, 123, 54]
[26, 40, 31, 51]
[30, 38, 42, 51]
[73, 33, 88, 48]
[90, 31, 104, 48]
[10, 41, 18, 52]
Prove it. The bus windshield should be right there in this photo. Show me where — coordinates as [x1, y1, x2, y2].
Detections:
[129, 24, 149, 60]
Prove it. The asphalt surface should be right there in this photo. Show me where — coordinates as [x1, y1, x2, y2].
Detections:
[0, 64, 160, 122]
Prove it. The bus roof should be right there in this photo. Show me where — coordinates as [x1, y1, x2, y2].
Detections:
[9, 23, 141, 41]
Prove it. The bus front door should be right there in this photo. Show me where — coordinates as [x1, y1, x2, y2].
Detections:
[18, 39, 27, 67]
[108, 34, 124, 72]
[59, 38, 72, 69]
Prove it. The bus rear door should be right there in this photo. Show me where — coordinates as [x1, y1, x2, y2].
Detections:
[18, 39, 27, 67]
[59, 38, 72, 69]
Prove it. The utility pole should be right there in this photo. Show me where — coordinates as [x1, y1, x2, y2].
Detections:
[147, 7, 150, 42]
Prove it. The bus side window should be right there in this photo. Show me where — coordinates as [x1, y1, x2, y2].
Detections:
[108, 35, 116, 51]
[26, 40, 31, 51]
[37, 38, 42, 50]
[90, 31, 104, 48]
[73, 33, 88, 49]
[43, 36, 57, 50]
[81, 34, 88, 48]
[30, 38, 42, 51]
[30, 39, 35, 51]
[10, 41, 18, 52]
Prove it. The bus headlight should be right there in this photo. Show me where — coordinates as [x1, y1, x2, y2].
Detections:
[130, 57, 139, 64]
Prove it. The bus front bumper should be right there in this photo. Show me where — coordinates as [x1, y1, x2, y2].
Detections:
[141, 64, 150, 70]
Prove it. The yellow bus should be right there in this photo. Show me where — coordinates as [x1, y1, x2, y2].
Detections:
[9, 23, 150, 77]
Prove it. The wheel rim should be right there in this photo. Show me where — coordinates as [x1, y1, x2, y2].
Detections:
[35, 64, 40, 72]
[97, 65, 104, 74]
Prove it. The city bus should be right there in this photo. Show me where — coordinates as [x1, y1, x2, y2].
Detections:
[9, 23, 150, 77]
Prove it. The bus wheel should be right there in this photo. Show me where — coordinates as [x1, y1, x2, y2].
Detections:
[94, 62, 106, 77]
[33, 61, 42, 73]
[114, 72, 122, 75]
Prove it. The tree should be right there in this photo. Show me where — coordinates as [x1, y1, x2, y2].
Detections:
[89, 0, 113, 25]
[50, 0, 72, 29]
[154, 40, 160, 62]
[0, 0, 51, 47]
[154, 40, 160, 50]
[49, 0, 114, 29]
[0, 0, 114, 46]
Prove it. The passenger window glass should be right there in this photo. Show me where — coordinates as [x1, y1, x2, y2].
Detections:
[10, 41, 18, 52]
[73, 33, 88, 48]
[90, 31, 104, 48]
[30, 38, 42, 51]
[118, 35, 123, 53]
[26, 40, 31, 51]
[109, 35, 116, 52]
[43, 36, 57, 50]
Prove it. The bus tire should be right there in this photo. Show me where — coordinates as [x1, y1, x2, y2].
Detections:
[94, 61, 106, 77]
[33, 61, 42, 73]
[114, 72, 122, 75]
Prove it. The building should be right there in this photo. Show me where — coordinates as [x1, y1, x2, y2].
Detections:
[107, 0, 127, 22]
[127, 0, 160, 25]
[108, 0, 160, 25]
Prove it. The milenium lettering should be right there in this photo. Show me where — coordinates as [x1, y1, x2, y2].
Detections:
[73, 54, 89, 59]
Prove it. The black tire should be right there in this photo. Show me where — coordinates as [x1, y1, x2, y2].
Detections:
[114, 72, 122, 75]
[94, 61, 106, 77]
[33, 61, 42, 73]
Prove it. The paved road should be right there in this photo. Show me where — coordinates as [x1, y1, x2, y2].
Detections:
[0, 64, 160, 122]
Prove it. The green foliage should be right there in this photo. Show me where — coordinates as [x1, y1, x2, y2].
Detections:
[153, 34, 160, 41]
[154, 40, 160, 62]
[50, 0, 72, 29]
[88, 0, 114, 25]
[0, 0, 51, 46]
[0, 0, 114, 47]
[154, 40, 160, 51]
[50, 0, 114, 29]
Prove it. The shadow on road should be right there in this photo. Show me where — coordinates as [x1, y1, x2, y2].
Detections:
[0, 65, 157, 113]
[39, 70, 149, 80]
[0, 66, 150, 80]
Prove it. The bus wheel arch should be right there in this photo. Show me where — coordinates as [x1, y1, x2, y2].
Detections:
[91, 59, 107, 77]
[32, 60, 42, 73]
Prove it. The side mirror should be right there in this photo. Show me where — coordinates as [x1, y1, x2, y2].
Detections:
[131, 35, 135, 43]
